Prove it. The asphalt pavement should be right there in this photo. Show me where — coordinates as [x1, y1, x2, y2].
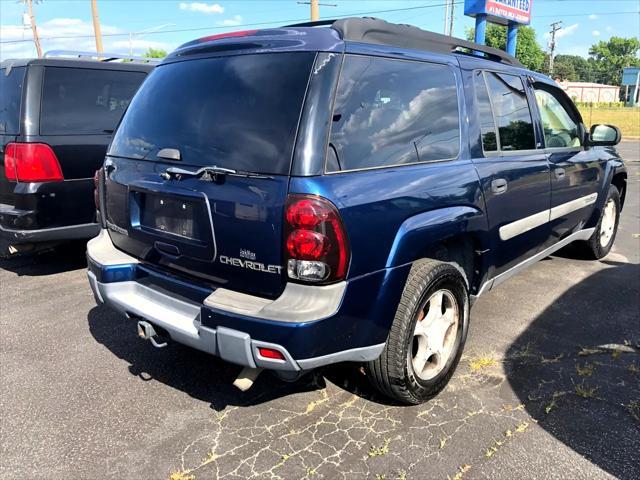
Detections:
[1, 141, 639, 480]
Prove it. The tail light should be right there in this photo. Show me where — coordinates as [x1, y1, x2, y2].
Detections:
[284, 195, 350, 283]
[4, 143, 63, 182]
[197, 29, 258, 43]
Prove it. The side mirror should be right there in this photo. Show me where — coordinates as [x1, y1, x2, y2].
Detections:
[589, 124, 621, 146]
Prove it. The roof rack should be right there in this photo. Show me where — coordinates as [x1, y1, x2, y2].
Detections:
[43, 50, 162, 64]
[284, 17, 523, 68]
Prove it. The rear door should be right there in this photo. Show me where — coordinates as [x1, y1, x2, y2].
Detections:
[104, 52, 316, 298]
[531, 83, 603, 243]
[470, 70, 551, 277]
[0, 66, 26, 205]
[38, 66, 147, 179]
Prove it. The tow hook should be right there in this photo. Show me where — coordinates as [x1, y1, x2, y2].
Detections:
[137, 320, 168, 348]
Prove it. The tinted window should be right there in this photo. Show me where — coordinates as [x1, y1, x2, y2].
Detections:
[40, 67, 146, 135]
[0, 67, 26, 135]
[484, 72, 535, 151]
[474, 71, 498, 152]
[534, 88, 581, 148]
[327, 56, 459, 172]
[109, 53, 315, 175]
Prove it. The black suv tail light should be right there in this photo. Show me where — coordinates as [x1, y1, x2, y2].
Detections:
[4, 143, 63, 182]
[284, 194, 350, 283]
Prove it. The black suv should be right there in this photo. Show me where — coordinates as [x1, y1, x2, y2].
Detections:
[0, 54, 153, 256]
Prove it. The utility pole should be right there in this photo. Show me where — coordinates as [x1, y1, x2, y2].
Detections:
[296, 1, 336, 22]
[443, 0, 450, 35]
[24, 0, 42, 58]
[548, 21, 563, 77]
[448, 0, 455, 36]
[91, 0, 104, 54]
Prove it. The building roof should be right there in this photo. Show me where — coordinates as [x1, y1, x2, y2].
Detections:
[558, 81, 619, 89]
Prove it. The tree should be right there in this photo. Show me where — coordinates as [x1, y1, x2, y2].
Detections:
[466, 24, 545, 72]
[551, 56, 577, 81]
[548, 55, 591, 82]
[144, 47, 167, 58]
[588, 37, 640, 85]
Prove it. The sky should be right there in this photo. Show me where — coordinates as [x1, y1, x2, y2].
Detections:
[1, 0, 639, 60]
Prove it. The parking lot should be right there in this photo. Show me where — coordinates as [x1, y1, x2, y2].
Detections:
[1, 141, 638, 480]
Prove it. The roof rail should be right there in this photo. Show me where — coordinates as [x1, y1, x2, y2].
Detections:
[284, 17, 523, 68]
[43, 50, 162, 64]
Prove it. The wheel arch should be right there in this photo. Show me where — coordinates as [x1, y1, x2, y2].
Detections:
[611, 170, 627, 209]
[385, 205, 488, 295]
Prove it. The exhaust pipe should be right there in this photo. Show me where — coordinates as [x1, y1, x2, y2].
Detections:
[137, 320, 168, 348]
[233, 367, 263, 392]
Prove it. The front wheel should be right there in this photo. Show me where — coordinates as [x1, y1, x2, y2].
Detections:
[584, 185, 621, 259]
[365, 259, 469, 405]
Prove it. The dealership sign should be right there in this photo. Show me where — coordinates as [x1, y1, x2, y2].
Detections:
[464, 0, 533, 26]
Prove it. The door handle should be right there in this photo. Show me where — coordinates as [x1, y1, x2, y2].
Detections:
[154, 241, 181, 258]
[554, 168, 566, 180]
[491, 178, 508, 195]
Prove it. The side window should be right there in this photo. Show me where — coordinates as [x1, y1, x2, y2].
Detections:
[474, 71, 498, 152]
[40, 67, 146, 135]
[327, 55, 460, 172]
[534, 88, 582, 148]
[484, 72, 535, 151]
[0, 66, 26, 135]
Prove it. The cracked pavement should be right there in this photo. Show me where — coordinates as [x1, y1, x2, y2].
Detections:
[1, 142, 639, 479]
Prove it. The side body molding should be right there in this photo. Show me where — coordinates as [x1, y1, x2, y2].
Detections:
[385, 206, 486, 268]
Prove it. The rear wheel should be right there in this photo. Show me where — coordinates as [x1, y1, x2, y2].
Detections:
[584, 185, 620, 259]
[365, 259, 469, 405]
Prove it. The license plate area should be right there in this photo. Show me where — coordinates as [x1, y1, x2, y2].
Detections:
[140, 194, 198, 240]
[128, 189, 216, 261]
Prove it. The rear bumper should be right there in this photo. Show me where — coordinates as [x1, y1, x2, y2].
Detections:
[0, 179, 97, 244]
[0, 218, 99, 244]
[87, 230, 411, 371]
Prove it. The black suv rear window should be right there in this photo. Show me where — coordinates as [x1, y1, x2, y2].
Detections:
[40, 67, 146, 135]
[0, 66, 26, 135]
[108, 52, 315, 175]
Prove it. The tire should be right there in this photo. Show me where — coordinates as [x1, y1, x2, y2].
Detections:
[584, 185, 621, 260]
[365, 259, 469, 405]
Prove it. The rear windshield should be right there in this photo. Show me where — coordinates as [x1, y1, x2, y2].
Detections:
[0, 66, 26, 135]
[40, 67, 147, 135]
[108, 52, 315, 175]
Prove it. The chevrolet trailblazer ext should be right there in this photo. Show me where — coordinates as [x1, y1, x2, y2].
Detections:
[87, 18, 626, 404]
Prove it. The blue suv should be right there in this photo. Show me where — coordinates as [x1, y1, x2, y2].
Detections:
[87, 18, 627, 404]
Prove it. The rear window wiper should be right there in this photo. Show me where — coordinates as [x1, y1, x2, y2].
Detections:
[160, 165, 272, 181]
